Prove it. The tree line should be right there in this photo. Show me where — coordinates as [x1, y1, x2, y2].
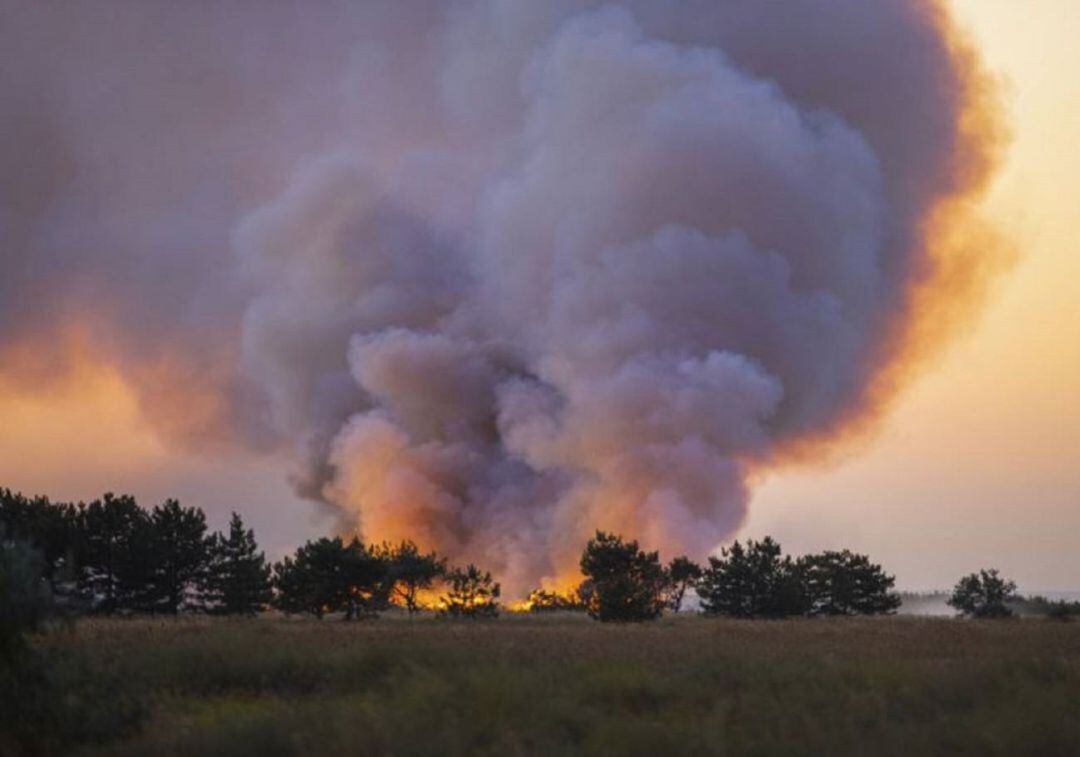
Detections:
[555, 532, 902, 621]
[3, 487, 1073, 623]
[0, 488, 496, 618]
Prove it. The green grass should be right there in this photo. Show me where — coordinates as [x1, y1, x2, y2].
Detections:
[25, 613, 1080, 756]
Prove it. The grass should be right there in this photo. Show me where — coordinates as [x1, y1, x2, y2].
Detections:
[21, 613, 1080, 756]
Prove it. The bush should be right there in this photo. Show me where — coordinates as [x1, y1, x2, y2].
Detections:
[948, 569, 1017, 618]
[0, 529, 52, 660]
[1045, 601, 1075, 622]
[579, 532, 666, 622]
[1, 529, 144, 753]
[524, 588, 587, 613]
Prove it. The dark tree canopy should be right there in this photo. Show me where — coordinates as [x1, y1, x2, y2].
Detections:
[698, 537, 806, 619]
[439, 564, 500, 619]
[664, 556, 703, 612]
[203, 513, 272, 616]
[0, 528, 53, 662]
[77, 493, 152, 613]
[374, 540, 445, 614]
[145, 499, 210, 614]
[948, 569, 1017, 618]
[272, 537, 388, 620]
[3, 486, 915, 625]
[0, 489, 78, 590]
[798, 550, 901, 616]
[579, 531, 666, 622]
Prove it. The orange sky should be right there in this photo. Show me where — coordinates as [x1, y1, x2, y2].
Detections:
[1, 0, 1077, 589]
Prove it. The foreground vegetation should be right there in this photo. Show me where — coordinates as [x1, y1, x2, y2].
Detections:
[17, 613, 1080, 756]
[5, 487, 1079, 754]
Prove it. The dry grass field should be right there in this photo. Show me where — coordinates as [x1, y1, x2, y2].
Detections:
[27, 613, 1080, 756]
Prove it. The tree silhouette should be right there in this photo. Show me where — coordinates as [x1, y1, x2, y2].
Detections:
[203, 513, 272, 615]
[948, 569, 1017, 618]
[374, 540, 445, 614]
[438, 564, 500, 618]
[76, 494, 150, 613]
[797, 550, 901, 616]
[698, 537, 806, 618]
[340, 538, 390, 620]
[0, 489, 78, 592]
[273, 537, 388, 619]
[145, 500, 210, 614]
[579, 531, 666, 622]
[0, 527, 52, 663]
[664, 556, 703, 612]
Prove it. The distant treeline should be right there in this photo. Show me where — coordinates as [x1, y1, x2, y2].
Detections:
[0, 488, 491, 618]
[3, 488, 1077, 623]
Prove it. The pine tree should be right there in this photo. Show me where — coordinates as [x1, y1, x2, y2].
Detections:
[374, 540, 445, 614]
[76, 493, 150, 613]
[0, 489, 79, 591]
[438, 564, 500, 618]
[948, 569, 1017, 618]
[145, 499, 210, 614]
[797, 550, 901, 616]
[579, 531, 666, 622]
[204, 513, 272, 616]
[272, 537, 388, 620]
[698, 537, 807, 618]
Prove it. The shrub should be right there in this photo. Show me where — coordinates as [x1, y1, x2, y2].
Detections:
[1, 532, 144, 754]
[1045, 601, 1075, 622]
[524, 588, 587, 613]
[0, 528, 52, 660]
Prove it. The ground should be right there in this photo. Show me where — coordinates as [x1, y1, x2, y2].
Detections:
[30, 613, 1080, 756]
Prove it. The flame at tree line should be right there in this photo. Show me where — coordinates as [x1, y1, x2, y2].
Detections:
[0, 0, 1006, 597]
[2, 486, 915, 619]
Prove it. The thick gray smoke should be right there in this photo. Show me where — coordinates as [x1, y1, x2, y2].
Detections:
[0, 1, 1000, 592]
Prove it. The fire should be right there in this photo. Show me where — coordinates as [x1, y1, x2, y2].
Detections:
[0, 0, 1011, 600]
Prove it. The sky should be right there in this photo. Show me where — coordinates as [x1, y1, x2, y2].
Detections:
[747, 0, 1080, 590]
[0, 0, 1077, 591]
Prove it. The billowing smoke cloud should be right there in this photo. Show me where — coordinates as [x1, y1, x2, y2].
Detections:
[0, 1, 1003, 593]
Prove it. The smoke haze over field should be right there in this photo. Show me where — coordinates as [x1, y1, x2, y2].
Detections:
[0, 1, 1003, 593]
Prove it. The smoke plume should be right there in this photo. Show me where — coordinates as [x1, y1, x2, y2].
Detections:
[0, 1, 1004, 593]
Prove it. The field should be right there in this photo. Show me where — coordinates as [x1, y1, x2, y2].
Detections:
[25, 614, 1080, 756]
